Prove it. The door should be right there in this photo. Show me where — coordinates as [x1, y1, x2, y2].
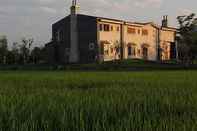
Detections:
[142, 47, 148, 60]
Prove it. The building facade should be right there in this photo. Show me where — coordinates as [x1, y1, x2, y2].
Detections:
[45, 0, 177, 64]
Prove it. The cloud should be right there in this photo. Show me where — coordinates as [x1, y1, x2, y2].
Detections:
[78, 0, 163, 19]
[134, 0, 163, 8]
[40, 7, 57, 14]
[1, 0, 193, 47]
[0, 9, 8, 16]
[38, 0, 56, 4]
[179, 9, 193, 15]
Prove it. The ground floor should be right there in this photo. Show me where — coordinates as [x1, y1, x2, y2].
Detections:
[45, 40, 177, 64]
[99, 41, 177, 62]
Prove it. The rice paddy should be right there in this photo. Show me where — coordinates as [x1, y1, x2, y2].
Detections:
[0, 71, 197, 130]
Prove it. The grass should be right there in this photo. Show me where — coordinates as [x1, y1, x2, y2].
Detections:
[1, 59, 196, 71]
[0, 71, 197, 130]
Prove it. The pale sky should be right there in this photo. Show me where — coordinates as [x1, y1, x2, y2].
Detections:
[0, 0, 197, 47]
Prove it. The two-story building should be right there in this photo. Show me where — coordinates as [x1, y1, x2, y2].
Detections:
[45, 0, 177, 64]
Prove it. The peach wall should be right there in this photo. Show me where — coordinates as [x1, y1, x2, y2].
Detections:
[160, 28, 176, 60]
[97, 19, 176, 62]
[123, 24, 158, 61]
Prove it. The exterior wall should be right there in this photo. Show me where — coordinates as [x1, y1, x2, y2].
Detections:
[160, 29, 175, 42]
[52, 16, 71, 46]
[97, 20, 122, 61]
[77, 15, 98, 63]
[52, 16, 71, 64]
[46, 15, 98, 64]
[160, 28, 176, 60]
[123, 24, 158, 61]
[45, 42, 56, 64]
[97, 20, 161, 62]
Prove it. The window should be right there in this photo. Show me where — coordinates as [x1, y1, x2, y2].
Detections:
[142, 47, 148, 59]
[117, 26, 120, 31]
[104, 24, 110, 31]
[99, 24, 103, 31]
[54, 32, 58, 41]
[128, 46, 136, 56]
[128, 28, 136, 34]
[104, 50, 109, 55]
[111, 26, 113, 31]
[111, 48, 114, 53]
[128, 46, 132, 56]
[131, 47, 136, 56]
[138, 49, 141, 56]
[116, 47, 120, 53]
[89, 43, 95, 50]
[57, 30, 63, 42]
[142, 29, 148, 36]
[138, 29, 141, 34]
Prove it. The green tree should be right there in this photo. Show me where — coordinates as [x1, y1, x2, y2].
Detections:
[6, 51, 15, 64]
[177, 13, 197, 64]
[19, 38, 34, 64]
[31, 46, 43, 64]
[0, 36, 8, 64]
[11, 42, 20, 64]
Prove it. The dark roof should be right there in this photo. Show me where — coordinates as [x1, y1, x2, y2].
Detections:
[161, 26, 177, 31]
[53, 14, 176, 31]
[52, 17, 66, 26]
[77, 14, 123, 22]
[77, 14, 176, 30]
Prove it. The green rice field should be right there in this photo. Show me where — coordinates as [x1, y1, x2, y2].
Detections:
[0, 71, 197, 130]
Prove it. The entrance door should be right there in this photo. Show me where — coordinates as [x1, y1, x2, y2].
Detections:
[142, 47, 148, 60]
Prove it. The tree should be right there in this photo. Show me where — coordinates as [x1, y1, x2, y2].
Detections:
[11, 42, 20, 64]
[6, 51, 15, 64]
[0, 36, 8, 64]
[19, 38, 34, 64]
[31, 46, 43, 64]
[177, 13, 197, 64]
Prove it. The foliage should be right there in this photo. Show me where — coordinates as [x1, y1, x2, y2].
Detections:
[30, 47, 44, 64]
[11, 42, 20, 64]
[177, 13, 197, 64]
[19, 38, 34, 64]
[0, 71, 197, 130]
[0, 37, 46, 65]
[0, 36, 8, 64]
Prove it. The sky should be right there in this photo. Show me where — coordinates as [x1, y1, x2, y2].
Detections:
[0, 0, 197, 47]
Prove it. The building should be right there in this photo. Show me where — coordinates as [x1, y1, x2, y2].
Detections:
[45, 0, 177, 64]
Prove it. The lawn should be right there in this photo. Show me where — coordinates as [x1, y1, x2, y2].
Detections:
[0, 71, 197, 130]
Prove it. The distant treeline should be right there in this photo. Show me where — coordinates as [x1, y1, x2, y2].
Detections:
[0, 37, 46, 65]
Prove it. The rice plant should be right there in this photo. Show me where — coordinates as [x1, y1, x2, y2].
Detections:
[0, 71, 197, 130]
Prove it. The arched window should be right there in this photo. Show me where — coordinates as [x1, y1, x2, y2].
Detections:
[127, 43, 136, 57]
[128, 46, 132, 56]
[100, 40, 111, 56]
[141, 44, 149, 60]
[142, 47, 148, 59]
